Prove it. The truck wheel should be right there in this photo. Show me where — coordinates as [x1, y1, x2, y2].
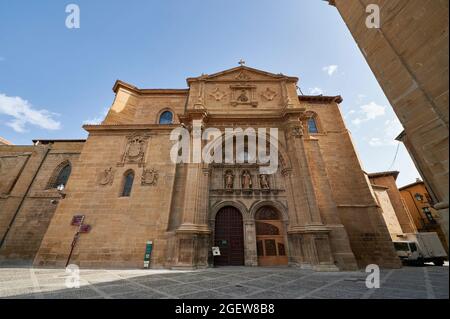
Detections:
[433, 259, 444, 266]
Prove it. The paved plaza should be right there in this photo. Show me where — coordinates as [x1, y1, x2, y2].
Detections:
[0, 265, 448, 299]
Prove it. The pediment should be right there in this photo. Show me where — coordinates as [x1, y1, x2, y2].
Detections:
[186, 66, 298, 84]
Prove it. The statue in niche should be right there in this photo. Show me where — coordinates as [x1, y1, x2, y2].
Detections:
[237, 89, 249, 103]
[242, 170, 252, 189]
[259, 174, 270, 189]
[224, 171, 234, 189]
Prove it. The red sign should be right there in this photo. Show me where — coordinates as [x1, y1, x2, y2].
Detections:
[71, 215, 84, 226]
[79, 224, 91, 233]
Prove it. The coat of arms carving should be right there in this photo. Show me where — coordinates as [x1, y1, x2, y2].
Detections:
[119, 133, 150, 166]
[141, 168, 159, 186]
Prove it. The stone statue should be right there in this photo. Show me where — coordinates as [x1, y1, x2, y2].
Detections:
[242, 171, 252, 189]
[259, 174, 270, 189]
[225, 171, 234, 189]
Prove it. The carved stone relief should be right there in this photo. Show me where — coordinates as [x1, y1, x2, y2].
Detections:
[209, 87, 228, 101]
[98, 167, 115, 186]
[261, 88, 277, 101]
[290, 123, 304, 138]
[141, 168, 159, 186]
[230, 85, 258, 107]
[235, 71, 251, 80]
[119, 133, 150, 166]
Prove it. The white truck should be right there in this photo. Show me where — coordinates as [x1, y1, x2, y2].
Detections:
[393, 232, 447, 266]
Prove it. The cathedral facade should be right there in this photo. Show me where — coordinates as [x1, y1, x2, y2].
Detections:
[0, 65, 401, 270]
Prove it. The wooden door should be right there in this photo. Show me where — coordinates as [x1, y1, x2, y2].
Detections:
[214, 206, 244, 266]
[255, 206, 288, 266]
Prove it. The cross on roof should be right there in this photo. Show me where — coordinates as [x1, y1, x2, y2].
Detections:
[238, 59, 246, 66]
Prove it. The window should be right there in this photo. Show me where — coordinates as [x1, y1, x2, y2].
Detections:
[121, 171, 134, 197]
[51, 163, 71, 189]
[423, 207, 435, 222]
[394, 242, 409, 252]
[308, 117, 319, 133]
[409, 243, 418, 252]
[159, 111, 173, 124]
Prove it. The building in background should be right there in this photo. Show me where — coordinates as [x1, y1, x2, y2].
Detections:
[327, 0, 449, 249]
[400, 180, 449, 255]
[367, 171, 416, 237]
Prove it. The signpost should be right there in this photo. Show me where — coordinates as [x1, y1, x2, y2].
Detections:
[143, 241, 153, 269]
[66, 215, 91, 267]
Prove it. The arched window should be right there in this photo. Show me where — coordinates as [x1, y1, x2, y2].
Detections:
[159, 111, 173, 124]
[48, 162, 72, 189]
[307, 117, 319, 133]
[121, 170, 134, 197]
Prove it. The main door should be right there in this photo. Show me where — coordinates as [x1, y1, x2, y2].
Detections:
[214, 206, 244, 266]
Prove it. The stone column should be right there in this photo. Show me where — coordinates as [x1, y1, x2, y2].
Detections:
[243, 219, 258, 266]
[282, 111, 338, 271]
[173, 111, 211, 269]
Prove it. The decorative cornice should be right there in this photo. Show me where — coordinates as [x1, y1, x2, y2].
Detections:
[83, 124, 179, 132]
[113, 80, 189, 95]
[298, 95, 343, 104]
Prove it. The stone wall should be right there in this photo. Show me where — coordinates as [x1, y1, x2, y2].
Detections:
[328, 0, 449, 246]
[0, 142, 84, 265]
[369, 173, 417, 234]
[307, 101, 401, 268]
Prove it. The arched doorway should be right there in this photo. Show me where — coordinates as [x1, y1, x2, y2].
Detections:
[214, 206, 244, 266]
[255, 206, 288, 266]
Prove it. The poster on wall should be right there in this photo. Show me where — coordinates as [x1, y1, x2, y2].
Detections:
[212, 246, 221, 256]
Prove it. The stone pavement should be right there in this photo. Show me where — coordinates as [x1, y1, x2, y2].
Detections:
[0, 265, 448, 299]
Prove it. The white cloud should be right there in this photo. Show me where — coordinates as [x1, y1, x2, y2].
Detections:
[309, 87, 324, 95]
[367, 118, 404, 147]
[322, 65, 338, 76]
[356, 94, 366, 103]
[351, 101, 386, 125]
[368, 137, 383, 147]
[344, 109, 356, 119]
[83, 107, 109, 125]
[0, 93, 61, 133]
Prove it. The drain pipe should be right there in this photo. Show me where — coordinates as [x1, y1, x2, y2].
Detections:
[0, 145, 52, 249]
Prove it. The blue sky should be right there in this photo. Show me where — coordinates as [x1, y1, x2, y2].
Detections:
[0, 0, 420, 186]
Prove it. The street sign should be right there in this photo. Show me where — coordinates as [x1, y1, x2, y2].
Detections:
[143, 241, 153, 268]
[79, 224, 91, 233]
[71, 215, 84, 226]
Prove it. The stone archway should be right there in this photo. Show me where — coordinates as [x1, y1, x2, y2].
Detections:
[214, 206, 245, 266]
